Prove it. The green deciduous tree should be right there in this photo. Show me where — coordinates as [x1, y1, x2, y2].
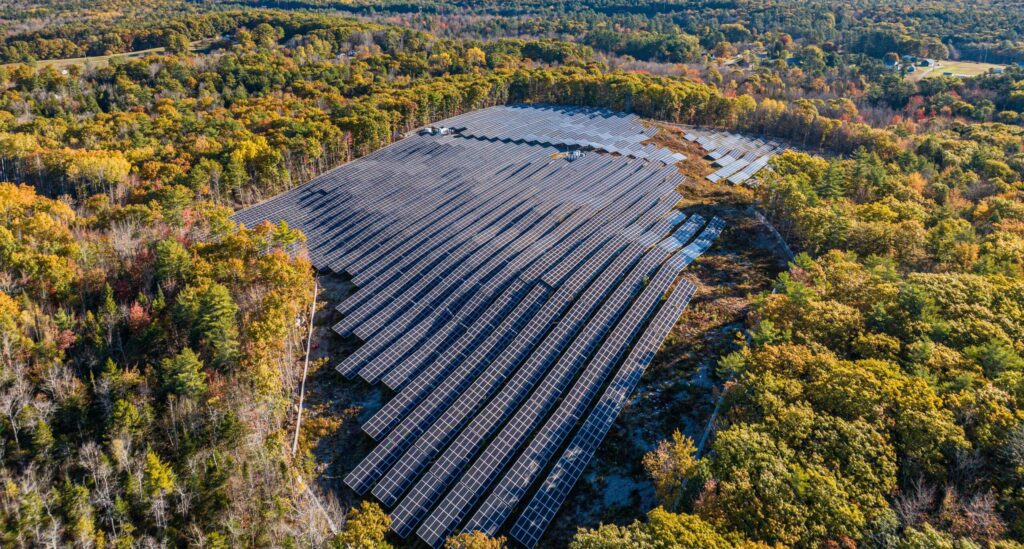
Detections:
[333, 501, 391, 549]
[571, 508, 735, 549]
[445, 530, 507, 549]
[643, 430, 699, 509]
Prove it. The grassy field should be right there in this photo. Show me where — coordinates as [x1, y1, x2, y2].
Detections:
[11, 47, 169, 70]
[906, 59, 1005, 81]
[2, 40, 211, 70]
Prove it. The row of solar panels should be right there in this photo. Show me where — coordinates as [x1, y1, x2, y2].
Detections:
[683, 128, 784, 184]
[233, 105, 722, 547]
[341, 206, 722, 548]
[440, 105, 687, 166]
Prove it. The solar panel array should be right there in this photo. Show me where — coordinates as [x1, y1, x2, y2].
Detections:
[682, 128, 785, 184]
[441, 105, 688, 165]
[233, 105, 723, 547]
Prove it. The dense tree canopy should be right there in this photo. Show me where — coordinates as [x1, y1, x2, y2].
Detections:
[0, 1, 1022, 547]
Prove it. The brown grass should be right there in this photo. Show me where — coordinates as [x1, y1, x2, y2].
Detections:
[643, 125, 757, 207]
[643, 125, 715, 182]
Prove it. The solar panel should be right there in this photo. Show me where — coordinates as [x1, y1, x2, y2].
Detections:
[682, 127, 781, 185]
[374, 170, 676, 393]
[413, 241, 657, 545]
[509, 279, 700, 547]
[466, 250, 688, 536]
[419, 245, 680, 543]
[231, 105, 728, 547]
[344, 283, 549, 495]
[381, 237, 636, 530]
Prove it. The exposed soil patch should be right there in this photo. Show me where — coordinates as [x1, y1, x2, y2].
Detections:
[643, 126, 716, 183]
[302, 274, 392, 510]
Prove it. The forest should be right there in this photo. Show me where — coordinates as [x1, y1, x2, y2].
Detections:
[0, 0, 1022, 547]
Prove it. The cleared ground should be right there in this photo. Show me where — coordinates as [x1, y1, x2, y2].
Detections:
[2, 40, 210, 70]
[297, 125, 791, 546]
[536, 200, 787, 546]
[301, 204, 787, 547]
[906, 59, 1005, 81]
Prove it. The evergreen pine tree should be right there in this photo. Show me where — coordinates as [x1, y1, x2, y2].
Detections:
[160, 348, 207, 398]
